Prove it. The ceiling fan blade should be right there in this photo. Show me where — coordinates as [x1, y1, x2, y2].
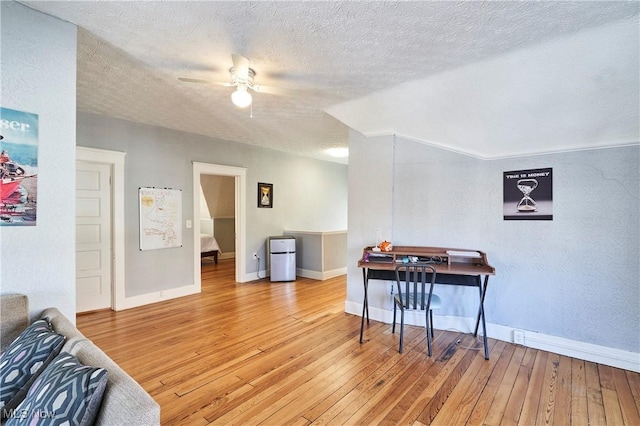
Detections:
[231, 54, 250, 80]
[178, 77, 212, 84]
[253, 84, 296, 97]
[178, 77, 233, 87]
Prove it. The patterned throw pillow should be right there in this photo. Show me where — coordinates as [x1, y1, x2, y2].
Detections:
[4, 352, 108, 426]
[0, 319, 65, 417]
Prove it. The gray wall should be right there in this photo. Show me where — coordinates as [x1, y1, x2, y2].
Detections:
[290, 233, 323, 272]
[214, 217, 235, 254]
[284, 230, 347, 275]
[77, 111, 348, 297]
[324, 233, 347, 271]
[1, 2, 77, 322]
[347, 133, 639, 353]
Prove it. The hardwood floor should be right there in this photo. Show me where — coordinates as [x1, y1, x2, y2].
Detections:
[77, 259, 640, 425]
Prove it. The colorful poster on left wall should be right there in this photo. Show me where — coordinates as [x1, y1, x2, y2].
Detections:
[0, 107, 39, 226]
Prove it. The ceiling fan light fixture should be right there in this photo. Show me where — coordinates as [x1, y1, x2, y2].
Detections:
[231, 86, 252, 108]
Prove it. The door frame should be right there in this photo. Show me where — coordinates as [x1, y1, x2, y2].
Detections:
[193, 162, 247, 284]
[76, 146, 126, 310]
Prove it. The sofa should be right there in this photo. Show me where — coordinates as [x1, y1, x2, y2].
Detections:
[0, 294, 160, 425]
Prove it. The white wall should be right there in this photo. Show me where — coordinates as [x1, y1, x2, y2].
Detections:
[328, 18, 639, 159]
[0, 2, 77, 321]
[347, 133, 639, 368]
[346, 131, 394, 305]
[77, 111, 348, 297]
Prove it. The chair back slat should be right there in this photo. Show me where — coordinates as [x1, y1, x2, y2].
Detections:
[395, 263, 437, 311]
[393, 262, 439, 355]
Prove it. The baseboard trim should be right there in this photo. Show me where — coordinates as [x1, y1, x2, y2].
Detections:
[344, 301, 640, 372]
[115, 284, 200, 311]
[297, 267, 347, 280]
[240, 269, 266, 283]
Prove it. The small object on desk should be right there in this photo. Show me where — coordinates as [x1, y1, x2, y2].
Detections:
[446, 250, 482, 266]
[446, 250, 482, 258]
[379, 240, 393, 252]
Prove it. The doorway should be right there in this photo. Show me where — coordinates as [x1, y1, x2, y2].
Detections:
[193, 162, 247, 285]
[75, 146, 125, 312]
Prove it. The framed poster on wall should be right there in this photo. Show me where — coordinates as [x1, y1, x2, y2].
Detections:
[503, 168, 553, 220]
[139, 187, 182, 250]
[0, 107, 39, 226]
[258, 182, 273, 208]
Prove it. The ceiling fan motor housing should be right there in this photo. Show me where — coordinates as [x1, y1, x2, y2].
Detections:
[230, 67, 255, 90]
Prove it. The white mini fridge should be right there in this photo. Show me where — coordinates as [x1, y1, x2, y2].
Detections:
[268, 236, 296, 282]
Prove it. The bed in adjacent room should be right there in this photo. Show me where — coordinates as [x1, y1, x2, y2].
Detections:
[200, 218, 222, 264]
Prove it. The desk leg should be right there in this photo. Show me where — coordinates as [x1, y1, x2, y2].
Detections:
[473, 275, 490, 360]
[359, 268, 370, 344]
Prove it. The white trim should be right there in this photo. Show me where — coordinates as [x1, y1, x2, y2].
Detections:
[344, 302, 640, 372]
[364, 131, 640, 160]
[193, 162, 248, 284]
[257, 269, 268, 281]
[113, 284, 200, 311]
[297, 267, 347, 280]
[75, 147, 126, 311]
[284, 230, 347, 235]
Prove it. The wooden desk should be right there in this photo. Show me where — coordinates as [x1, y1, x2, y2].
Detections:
[357, 246, 496, 359]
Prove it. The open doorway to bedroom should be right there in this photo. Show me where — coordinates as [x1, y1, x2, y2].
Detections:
[193, 162, 247, 287]
[200, 174, 235, 269]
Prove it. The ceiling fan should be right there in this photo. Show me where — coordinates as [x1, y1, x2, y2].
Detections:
[179, 54, 288, 108]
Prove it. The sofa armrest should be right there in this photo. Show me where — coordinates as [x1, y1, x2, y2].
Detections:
[41, 307, 86, 343]
[69, 339, 160, 425]
[1, 294, 29, 352]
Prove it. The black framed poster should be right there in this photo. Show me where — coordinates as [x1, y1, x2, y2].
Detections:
[258, 182, 273, 208]
[503, 168, 553, 220]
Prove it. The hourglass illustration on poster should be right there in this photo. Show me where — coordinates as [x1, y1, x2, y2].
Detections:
[516, 179, 538, 212]
[257, 182, 273, 208]
[503, 168, 553, 220]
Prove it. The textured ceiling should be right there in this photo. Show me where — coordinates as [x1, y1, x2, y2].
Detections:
[20, 1, 640, 163]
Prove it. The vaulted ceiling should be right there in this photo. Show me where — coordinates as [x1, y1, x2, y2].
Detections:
[21, 1, 639, 163]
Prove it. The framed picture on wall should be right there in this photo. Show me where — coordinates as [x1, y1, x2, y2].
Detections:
[139, 187, 183, 250]
[258, 182, 273, 208]
[503, 168, 553, 220]
[0, 107, 39, 226]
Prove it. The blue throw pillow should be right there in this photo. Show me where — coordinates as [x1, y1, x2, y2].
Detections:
[5, 352, 108, 426]
[0, 319, 65, 417]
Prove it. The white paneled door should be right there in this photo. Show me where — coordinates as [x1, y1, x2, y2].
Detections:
[76, 161, 112, 312]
